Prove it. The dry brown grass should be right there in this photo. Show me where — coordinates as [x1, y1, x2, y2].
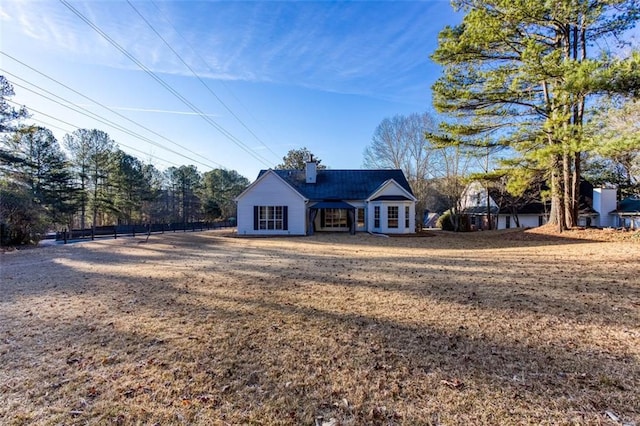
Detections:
[1, 228, 638, 425]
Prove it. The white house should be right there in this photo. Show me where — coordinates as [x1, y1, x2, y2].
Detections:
[612, 196, 640, 229]
[461, 181, 621, 230]
[460, 181, 549, 230]
[235, 160, 417, 235]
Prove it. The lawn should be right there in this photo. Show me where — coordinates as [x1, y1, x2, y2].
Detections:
[1, 228, 638, 425]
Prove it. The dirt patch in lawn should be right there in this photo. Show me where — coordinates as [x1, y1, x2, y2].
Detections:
[1, 228, 639, 425]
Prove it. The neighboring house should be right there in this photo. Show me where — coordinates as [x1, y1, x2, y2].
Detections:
[235, 160, 417, 235]
[461, 181, 620, 230]
[612, 196, 640, 229]
[460, 181, 548, 230]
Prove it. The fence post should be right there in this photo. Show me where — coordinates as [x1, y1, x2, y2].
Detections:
[133, 226, 135, 238]
[64, 229, 68, 244]
[91, 227, 95, 241]
[114, 227, 117, 239]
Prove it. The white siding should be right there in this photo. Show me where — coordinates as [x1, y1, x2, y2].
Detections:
[461, 181, 498, 211]
[366, 180, 416, 234]
[593, 188, 617, 227]
[496, 214, 545, 229]
[237, 172, 307, 235]
[367, 201, 415, 234]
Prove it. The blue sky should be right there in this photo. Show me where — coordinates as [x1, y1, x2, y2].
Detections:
[1, 1, 461, 180]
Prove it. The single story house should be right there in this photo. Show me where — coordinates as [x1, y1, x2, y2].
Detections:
[235, 160, 417, 235]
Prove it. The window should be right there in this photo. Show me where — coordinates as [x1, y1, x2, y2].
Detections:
[255, 206, 286, 230]
[374, 206, 380, 228]
[388, 206, 398, 228]
[405, 206, 410, 228]
[323, 208, 348, 228]
[357, 208, 365, 228]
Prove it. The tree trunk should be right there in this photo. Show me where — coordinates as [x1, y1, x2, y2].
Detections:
[486, 186, 492, 230]
[549, 155, 566, 232]
[563, 151, 575, 228]
[572, 153, 581, 226]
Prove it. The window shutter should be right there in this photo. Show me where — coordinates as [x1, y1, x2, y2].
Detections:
[253, 206, 259, 230]
[283, 206, 288, 230]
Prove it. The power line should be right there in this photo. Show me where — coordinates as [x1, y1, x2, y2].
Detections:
[1, 51, 225, 169]
[141, 0, 281, 160]
[31, 116, 180, 169]
[59, 0, 275, 168]
[6, 99, 182, 168]
[3, 70, 223, 170]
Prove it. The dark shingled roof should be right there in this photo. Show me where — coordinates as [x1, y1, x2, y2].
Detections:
[615, 197, 640, 215]
[257, 169, 414, 201]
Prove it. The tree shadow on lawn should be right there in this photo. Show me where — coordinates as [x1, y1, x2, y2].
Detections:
[233, 228, 617, 250]
[211, 240, 640, 330]
[1, 262, 638, 424]
[3, 230, 638, 330]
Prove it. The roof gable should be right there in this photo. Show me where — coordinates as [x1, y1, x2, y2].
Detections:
[616, 197, 640, 214]
[236, 169, 307, 202]
[256, 169, 414, 201]
[367, 178, 417, 202]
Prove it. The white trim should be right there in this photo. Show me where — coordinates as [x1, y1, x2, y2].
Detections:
[235, 169, 308, 203]
[366, 179, 417, 202]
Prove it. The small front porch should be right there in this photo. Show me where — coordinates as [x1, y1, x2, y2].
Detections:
[307, 201, 359, 235]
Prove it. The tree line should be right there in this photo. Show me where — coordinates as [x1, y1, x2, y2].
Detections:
[0, 76, 249, 245]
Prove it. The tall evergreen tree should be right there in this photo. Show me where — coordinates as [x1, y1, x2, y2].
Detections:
[111, 150, 149, 224]
[0, 76, 28, 135]
[0, 76, 29, 171]
[64, 129, 116, 229]
[165, 165, 202, 223]
[431, 0, 640, 231]
[2, 126, 76, 225]
[201, 169, 249, 220]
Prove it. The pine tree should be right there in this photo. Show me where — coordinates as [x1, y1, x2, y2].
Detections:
[64, 129, 116, 230]
[431, 0, 640, 230]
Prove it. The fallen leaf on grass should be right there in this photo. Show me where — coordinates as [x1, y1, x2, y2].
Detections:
[441, 378, 465, 389]
[604, 410, 619, 422]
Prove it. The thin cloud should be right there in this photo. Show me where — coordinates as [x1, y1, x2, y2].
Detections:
[79, 105, 219, 117]
[3, 1, 458, 103]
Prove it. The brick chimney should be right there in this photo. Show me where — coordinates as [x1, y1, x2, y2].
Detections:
[305, 155, 317, 184]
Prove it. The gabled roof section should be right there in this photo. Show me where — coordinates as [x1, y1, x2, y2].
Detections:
[367, 178, 417, 202]
[256, 169, 414, 201]
[235, 169, 307, 202]
[614, 197, 640, 215]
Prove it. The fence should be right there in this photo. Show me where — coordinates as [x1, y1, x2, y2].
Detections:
[54, 221, 235, 244]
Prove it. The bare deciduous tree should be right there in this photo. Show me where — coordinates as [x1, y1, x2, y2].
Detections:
[363, 112, 439, 223]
